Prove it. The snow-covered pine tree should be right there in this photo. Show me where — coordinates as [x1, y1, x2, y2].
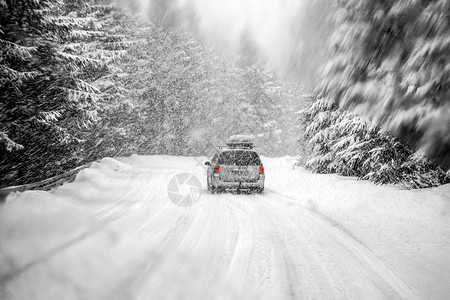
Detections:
[303, 98, 449, 188]
[76, 14, 222, 158]
[0, 0, 113, 186]
[320, 0, 450, 169]
[58, 0, 143, 161]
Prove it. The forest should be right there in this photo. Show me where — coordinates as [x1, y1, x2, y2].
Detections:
[1, 0, 449, 189]
[0, 0, 307, 187]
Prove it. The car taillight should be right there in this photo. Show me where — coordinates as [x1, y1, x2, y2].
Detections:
[214, 166, 220, 172]
[259, 166, 264, 173]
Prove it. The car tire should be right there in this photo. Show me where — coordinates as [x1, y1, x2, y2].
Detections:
[207, 176, 212, 192]
[257, 187, 264, 194]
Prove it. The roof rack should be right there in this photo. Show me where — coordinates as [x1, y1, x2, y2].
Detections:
[225, 141, 255, 149]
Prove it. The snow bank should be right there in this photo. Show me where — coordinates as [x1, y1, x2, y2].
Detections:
[0, 191, 97, 278]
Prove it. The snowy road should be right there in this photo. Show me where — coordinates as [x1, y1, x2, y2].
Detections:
[1, 156, 450, 299]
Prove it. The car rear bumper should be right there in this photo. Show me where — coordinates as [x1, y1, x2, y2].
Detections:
[212, 175, 265, 190]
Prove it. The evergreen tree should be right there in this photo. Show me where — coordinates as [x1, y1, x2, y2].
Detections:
[320, 0, 450, 169]
[0, 0, 102, 185]
[302, 98, 449, 188]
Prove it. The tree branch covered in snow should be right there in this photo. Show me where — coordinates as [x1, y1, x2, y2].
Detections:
[0, 0, 126, 186]
[302, 98, 449, 189]
[319, 0, 450, 170]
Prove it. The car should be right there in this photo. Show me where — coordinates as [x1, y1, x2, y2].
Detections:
[204, 137, 265, 194]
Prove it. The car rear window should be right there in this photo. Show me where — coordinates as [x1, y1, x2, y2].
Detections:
[218, 151, 261, 166]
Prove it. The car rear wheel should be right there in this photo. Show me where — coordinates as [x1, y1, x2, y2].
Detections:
[209, 181, 218, 194]
[209, 184, 218, 194]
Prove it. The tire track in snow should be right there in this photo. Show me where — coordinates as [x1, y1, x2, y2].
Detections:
[258, 197, 361, 299]
[223, 197, 256, 292]
[243, 196, 341, 300]
[242, 199, 304, 299]
[129, 193, 263, 300]
[264, 188, 422, 300]
[124, 210, 197, 298]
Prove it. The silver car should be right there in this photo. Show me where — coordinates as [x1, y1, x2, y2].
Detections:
[205, 145, 265, 194]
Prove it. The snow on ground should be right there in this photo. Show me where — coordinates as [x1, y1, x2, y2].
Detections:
[265, 157, 450, 299]
[1, 155, 449, 299]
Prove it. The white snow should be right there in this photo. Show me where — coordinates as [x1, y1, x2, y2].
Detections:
[1, 155, 449, 299]
[228, 134, 255, 142]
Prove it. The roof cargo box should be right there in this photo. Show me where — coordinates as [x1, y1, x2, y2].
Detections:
[226, 135, 255, 149]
